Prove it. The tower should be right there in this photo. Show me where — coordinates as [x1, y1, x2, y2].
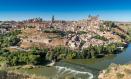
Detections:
[52, 15, 55, 23]
[50, 15, 55, 28]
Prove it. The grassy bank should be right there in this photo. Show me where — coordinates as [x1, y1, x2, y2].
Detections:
[0, 65, 50, 79]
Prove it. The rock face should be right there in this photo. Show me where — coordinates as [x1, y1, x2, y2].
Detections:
[98, 64, 131, 79]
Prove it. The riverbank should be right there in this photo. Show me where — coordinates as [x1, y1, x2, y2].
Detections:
[0, 65, 50, 79]
[98, 64, 131, 79]
[0, 70, 48, 79]
[0, 65, 84, 79]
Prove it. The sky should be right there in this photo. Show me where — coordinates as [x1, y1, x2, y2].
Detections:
[0, 0, 131, 21]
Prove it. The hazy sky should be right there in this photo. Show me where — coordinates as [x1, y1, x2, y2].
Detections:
[0, 0, 131, 21]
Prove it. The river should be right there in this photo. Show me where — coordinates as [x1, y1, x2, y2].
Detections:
[21, 43, 131, 79]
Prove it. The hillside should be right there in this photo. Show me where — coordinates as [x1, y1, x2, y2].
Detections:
[99, 64, 131, 79]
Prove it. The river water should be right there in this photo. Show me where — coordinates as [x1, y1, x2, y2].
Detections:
[49, 44, 131, 79]
[36, 43, 131, 79]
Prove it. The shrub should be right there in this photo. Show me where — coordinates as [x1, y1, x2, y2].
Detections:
[92, 35, 108, 41]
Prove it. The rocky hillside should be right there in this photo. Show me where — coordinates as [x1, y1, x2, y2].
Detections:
[98, 64, 131, 79]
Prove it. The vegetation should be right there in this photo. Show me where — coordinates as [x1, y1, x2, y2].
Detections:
[99, 21, 117, 31]
[27, 26, 36, 28]
[43, 28, 62, 33]
[0, 30, 21, 48]
[46, 46, 77, 60]
[0, 41, 126, 66]
[0, 47, 52, 66]
[81, 43, 123, 58]
[43, 28, 66, 37]
[92, 35, 108, 41]
[104, 21, 117, 29]
[114, 31, 131, 42]
[116, 73, 124, 79]
[0, 49, 41, 66]
[77, 31, 87, 35]
[45, 42, 125, 61]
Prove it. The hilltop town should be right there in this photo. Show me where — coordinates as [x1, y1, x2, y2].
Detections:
[0, 15, 130, 50]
